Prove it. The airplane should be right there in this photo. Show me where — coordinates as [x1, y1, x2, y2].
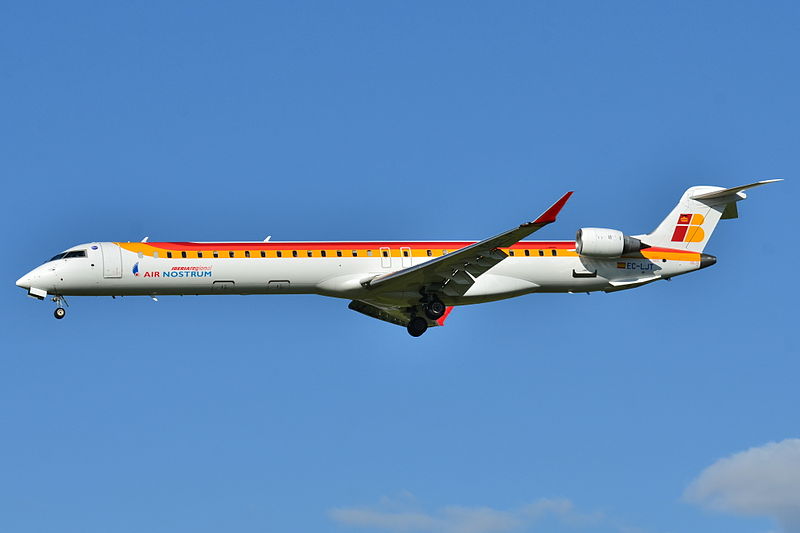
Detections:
[15, 179, 780, 336]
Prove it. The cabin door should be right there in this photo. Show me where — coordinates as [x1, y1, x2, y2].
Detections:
[100, 242, 122, 278]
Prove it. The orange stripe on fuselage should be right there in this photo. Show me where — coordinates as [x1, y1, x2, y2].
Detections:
[114, 242, 700, 262]
[133, 241, 578, 250]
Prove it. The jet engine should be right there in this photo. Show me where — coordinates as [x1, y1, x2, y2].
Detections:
[575, 228, 648, 258]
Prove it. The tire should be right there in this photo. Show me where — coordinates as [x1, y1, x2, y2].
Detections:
[424, 299, 446, 320]
[407, 316, 428, 337]
[54, 308, 66, 319]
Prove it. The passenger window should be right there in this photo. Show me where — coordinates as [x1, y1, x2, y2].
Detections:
[551, 249, 557, 256]
[443, 250, 448, 255]
[154, 252, 159, 258]
[509, 250, 515, 256]
[367, 250, 373, 257]
[167, 252, 173, 258]
[245, 251, 250, 258]
[181, 251, 187, 258]
[538, 250, 544, 256]
[427, 250, 432, 257]
[260, 251, 266, 258]
[307, 250, 313, 257]
[352, 250, 358, 257]
[213, 251, 219, 258]
[403, 250, 409, 257]
[337, 250, 342, 257]
[229, 251, 235, 258]
[382, 250, 388, 257]
[321, 250, 327, 257]
[197, 252, 203, 258]
[292, 251, 298, 257]
[524, 249, 530, 256]
[137, 252, 143, 259]
[276, 251, 282, 258]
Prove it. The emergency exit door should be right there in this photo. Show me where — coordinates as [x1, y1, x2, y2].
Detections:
[380, 247, 392, 268]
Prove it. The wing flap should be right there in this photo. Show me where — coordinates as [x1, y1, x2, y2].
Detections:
[348, 300, 410, 326]
[348, 300, 453, 328]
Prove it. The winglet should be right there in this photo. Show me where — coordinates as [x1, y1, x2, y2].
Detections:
[532, 191, 573, 225]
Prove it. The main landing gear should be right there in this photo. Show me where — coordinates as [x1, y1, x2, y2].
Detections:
[52, 295, 68, 319]
[406, 295, 446, 337]
[421, 295, 446, 320]
[407, 316, 428, 337]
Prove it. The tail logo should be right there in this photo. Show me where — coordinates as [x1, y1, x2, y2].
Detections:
[671, 213, 705, 243]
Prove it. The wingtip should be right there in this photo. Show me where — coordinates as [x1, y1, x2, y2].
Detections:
[532, 191, 574, 225]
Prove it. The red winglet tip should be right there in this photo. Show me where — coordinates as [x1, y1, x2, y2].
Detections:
[533, 191, 573, 225]
[436, 306, 454, 326]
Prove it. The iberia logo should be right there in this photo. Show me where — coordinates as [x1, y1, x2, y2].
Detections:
[671, 213, 705, 242]
[132, 264, 212, 278]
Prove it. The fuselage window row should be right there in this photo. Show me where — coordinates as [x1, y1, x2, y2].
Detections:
[141, 248, 560, 259]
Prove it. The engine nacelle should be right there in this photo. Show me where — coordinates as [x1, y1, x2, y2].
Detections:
[575, 228, 647, 258]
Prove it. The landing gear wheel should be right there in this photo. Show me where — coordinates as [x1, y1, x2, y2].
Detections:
[407, 316, 428, 337]
[424, 299, 446, 320]
[54, 307, 66, 320]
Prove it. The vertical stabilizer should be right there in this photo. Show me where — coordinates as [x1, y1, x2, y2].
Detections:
[636, 179, 781, 252]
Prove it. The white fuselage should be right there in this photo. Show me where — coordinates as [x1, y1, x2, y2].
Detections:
[16, 240, 706, 307]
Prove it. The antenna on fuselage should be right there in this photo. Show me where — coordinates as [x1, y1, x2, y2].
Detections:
[141, 236, 149, 243]
[263, 236, 272, 242]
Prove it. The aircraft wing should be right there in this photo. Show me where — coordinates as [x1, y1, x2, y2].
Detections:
[361, 191, 573, 299]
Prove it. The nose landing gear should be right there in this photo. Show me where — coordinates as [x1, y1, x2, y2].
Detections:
[52, 295, 68, 319]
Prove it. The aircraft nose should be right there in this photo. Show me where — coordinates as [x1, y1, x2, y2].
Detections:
[16, 273, 32, 290]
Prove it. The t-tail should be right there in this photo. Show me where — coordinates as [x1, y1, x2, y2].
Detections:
[636, 179, 782, 252]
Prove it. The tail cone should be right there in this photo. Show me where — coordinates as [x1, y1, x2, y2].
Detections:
[699, 253, 717, 270]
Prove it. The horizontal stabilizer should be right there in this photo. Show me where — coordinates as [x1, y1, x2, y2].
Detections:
[690, 179, 782, 201]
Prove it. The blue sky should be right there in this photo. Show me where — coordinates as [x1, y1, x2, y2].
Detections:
[1, 2, 797, 532]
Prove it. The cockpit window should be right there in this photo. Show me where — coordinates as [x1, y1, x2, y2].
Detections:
[46, 250, 86, 263]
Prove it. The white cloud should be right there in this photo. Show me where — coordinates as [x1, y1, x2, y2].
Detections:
[329, 494, 605, 533]
[684, 438, 800, 532]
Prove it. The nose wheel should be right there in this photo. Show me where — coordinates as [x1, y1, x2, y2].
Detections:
[51, 295, 68, 319]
